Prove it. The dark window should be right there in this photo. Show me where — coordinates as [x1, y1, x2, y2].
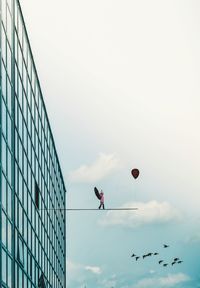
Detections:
[38, 273, 46, 288]
[35, 181, 39, 209]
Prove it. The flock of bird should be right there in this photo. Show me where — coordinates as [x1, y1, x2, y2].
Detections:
[131, 244, 183, 267]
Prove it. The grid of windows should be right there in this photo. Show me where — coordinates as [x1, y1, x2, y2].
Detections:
[0, 0, 66, 287]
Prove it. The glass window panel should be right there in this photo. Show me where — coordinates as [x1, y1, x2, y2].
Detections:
[24, 214, 27, 242]
[15, 263, 18, 288]
[18, 237, 24, 265]
[7, 148, 12, 184]
[28, 192, 31, 219]
[2, 172, 7, 209]
[7, 0, 12, 14]
[18, 76, 23, 106]
[7, 220, 12, 253]
[7, 79, 12, 114]
[2, 211, 7, 246]
[1, 26, 6, 63]
[23, 38, 27, 63]
[7, 113, 12, 149]
[28, 251, 32, 277]
[24, 275, 27, 288]
[23, 62, 27, 89]
[23, 122, 27, 153]
[24, 244, 27, 272]
[6, 6, 12, 45]
[1, 0, 6, 24]
[15, 200, 18, 230]
[2, 136, 7, 173]
[19, 141, 23, 173]
[18, 170, 23, 201]
[28, 221, 31, 249]
[24, 154, 28, 182]
[2, 249, 7, 284]
[2, 63, 7, 102]
[2, 98, 7, 136]
[18, 108, 23, 140]
[32, 258, 35, 284]
[19, 204, 23, 234]
[7, 184, 12, 218]
[7, 43, 12, 80]
[7, 256, 12, 288]
[15, 102, 18, 137]
[19, 267, 23, 288]
[24, 183, 27, 212]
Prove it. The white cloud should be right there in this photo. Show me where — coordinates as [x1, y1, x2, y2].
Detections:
[99, 200, 182, 228]
[85, 265, 102, 274]
[68, 153, 120, 183]
[68, 261, 102, 278]
[135, 273, 190, 288]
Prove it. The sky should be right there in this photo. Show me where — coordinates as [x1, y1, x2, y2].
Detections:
[20, 0, 200, 287]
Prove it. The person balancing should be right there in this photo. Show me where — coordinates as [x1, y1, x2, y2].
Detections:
[98, 190, 105, 209]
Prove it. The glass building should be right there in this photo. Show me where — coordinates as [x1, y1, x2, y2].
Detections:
[0, 0, 66, 287]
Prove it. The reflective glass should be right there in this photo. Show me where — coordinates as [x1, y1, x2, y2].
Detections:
[2, 172, 7, 209]
[7, 220, 12, 253]
[2, 211, 7, 246]
[18, 237, 24, 264]
[2, 249, 7, 283]
[8, 256, 12, 288]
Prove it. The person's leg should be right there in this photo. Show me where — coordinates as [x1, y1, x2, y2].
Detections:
[103, 204, 105, 209]
[99, 203, 102, 209]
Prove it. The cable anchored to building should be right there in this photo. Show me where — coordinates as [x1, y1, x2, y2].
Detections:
[39, 208, 138, 211]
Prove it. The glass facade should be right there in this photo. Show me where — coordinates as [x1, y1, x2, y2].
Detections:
[0, 0, 66, 287]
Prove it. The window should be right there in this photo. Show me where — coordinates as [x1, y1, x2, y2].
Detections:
[38, 273, 46, 288]
[28, 251, 32, 277]
[35, 181, 39, 209]
[8, 255, 12, 288]
[18, 236, 24, 265]
[2, 249, 7, 284]
[2, 172, 7, 209]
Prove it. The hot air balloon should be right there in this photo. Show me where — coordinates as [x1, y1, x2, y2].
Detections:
[131, 169, 139, 179]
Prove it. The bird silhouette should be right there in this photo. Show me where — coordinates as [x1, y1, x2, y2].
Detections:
[131, 254, 136, 257]
[147, 253, 153, 256]
[174, 258, 179, 262]
[177, 261, 183, 264]
[159, 260, 164, 264]
[163, 244, 169, 248]
[172, 262, 176, 266]
[136, 257, 140, 261]
[143, 255, 147, 259]
[163, 264, 168, 267]
[154, 252, 159, 255]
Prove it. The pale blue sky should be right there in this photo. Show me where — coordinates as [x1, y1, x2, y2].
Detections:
[20, 0, 200, 287]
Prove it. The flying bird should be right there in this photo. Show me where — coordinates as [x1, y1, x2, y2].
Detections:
[163, 244, 169, 248]
[159, 260, 164, 264]
[174, 258, 179, 262]
[163, 264, 168, 267]
[143, 255, 147, 259]
[147, 253, 153, 256]
[177, 261, 183, 264]
[154, 253, 159, 255]
[172, 262, 176, 266]
[136, 256, 140, 261]
[131, 253, 136, 257]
